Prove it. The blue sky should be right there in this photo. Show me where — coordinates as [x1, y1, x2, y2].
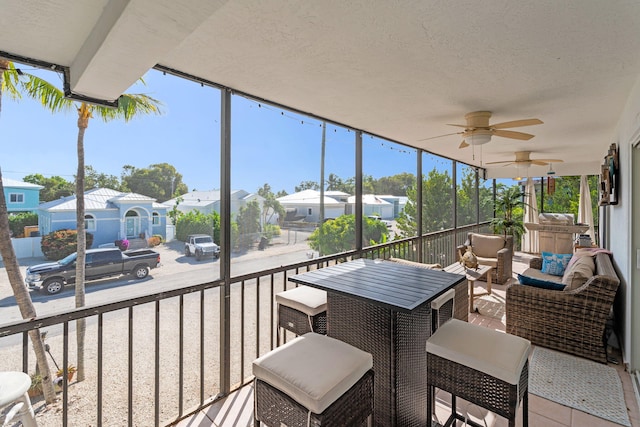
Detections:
[1, 65, 479, 197]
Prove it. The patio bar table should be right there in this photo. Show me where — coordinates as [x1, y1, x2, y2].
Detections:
[289, 258, 466, 427]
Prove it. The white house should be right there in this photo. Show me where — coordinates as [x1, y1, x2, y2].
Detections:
[163, 189, 269, 223]
[277, 190, 345, 223]
[347, 194, 395, 220]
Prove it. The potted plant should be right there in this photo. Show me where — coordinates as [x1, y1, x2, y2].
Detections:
[56, 364, 77, 382]
[491, 186, 527, 240]
[115, 239, 130, 251]
[28, 372, 43, 397]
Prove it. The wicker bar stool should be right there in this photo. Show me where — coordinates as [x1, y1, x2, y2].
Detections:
[426, 319, 531, 427]
[253, 332, 374, 426]
[276, 286, 327, 344]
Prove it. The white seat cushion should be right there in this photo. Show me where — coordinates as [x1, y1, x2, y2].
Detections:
[253, 333, 373, 414]
[426, 319, 530, 385]
[276, 286, 327, 316]
[475, 256, 498, 268]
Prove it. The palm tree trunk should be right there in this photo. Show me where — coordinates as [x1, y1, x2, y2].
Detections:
[0, 169, 57, 402]
[75, 107, 89, 381]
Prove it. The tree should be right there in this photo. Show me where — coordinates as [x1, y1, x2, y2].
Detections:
[325, 173, 343, 191]
[121, 163, 187, 200]
[295, 180, 319, 192]
[82, 165, 122, 191]
[374, 172, 415, 196]
[0, 59, 56, 402]
[456, 168, 478, 226]
[23, 173, 75, 202]
[167, 195, 184, 226]
[308, 215, 388, 256]
[235, 200, 261, 250]
[396, 168, 454, 236]
[257, 183, 285, 226]
[22, 73, 162, 382]
[491, 186, 526, 239]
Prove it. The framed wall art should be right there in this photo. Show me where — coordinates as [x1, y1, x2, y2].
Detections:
[599, 143, 619, 205]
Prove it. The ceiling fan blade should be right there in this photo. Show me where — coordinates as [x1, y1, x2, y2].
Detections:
[492, 129, 535, 140]
[532, 158, 564, 163]
[484, 160, 516, 165]
[491, 118, 543, 129]
[459, 140, 469, 149]
[417, 131, 462, 141]
[531, 160, 549, 166]
[446, 123, 468, 128]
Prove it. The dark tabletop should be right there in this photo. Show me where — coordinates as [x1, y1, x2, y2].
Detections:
[289, 258, 465, 312]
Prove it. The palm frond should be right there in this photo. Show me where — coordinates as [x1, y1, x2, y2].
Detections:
[1, 61, 24, 101]
[22, 76, 73, 113]
[94, 93, 163, 122]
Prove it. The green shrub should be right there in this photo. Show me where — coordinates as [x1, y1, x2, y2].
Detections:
[175, 210, 220, 243]
[8, 212, 38, 237]
[263, 224, 281, 239]
[41, 229, 94, 260]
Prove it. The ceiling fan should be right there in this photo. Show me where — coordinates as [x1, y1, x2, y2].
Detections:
[421, 111, 543, 149]
[484, 151, 564, 167]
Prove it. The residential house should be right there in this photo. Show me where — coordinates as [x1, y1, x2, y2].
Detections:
[38, 188, 168, 247]
[162, 189, 268, 223]
[347, 194, 395, 220]
[2, 178, 43, 214]
[378, 195, 408, 218]
[277, 189, 346, 223]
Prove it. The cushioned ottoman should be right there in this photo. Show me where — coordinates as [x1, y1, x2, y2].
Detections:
[276, 286, 327, 343]
[427, 319, 531, 427]
[253, 333, 374, 426]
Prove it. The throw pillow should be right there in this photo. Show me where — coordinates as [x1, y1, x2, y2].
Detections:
[562, 255, 596, 291]
[541, 252, 573, 276]
[517, 273, 566, 291]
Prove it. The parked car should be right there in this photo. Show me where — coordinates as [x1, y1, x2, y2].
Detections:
[25, 247, 161, 295]
[184, 234, 220, 261]
[367, 215, 393, 228]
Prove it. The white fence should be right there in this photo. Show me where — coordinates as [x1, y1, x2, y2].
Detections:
[0, 237, 44, 261]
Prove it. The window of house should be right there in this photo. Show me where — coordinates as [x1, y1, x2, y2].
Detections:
[85, 214, 96, 231]
[152, 212, 160, 225]
[308, 208, 312, 215]
[9, 193, 24, 203]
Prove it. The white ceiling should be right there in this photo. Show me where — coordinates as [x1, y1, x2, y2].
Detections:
[2, 0, 640, 178]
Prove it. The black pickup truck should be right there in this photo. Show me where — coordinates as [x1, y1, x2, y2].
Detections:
[25, 247, 161, 295]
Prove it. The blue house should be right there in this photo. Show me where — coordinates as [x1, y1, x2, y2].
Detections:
[38, 188, 168, 248]
[3, 178, 43, 213]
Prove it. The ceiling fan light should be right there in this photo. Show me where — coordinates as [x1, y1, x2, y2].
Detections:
[467, 131, 492, 145]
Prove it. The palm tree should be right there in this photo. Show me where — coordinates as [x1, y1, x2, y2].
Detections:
[21, 68, 162, 381]
[491, 186, 527, 239]
[0, 58, 57, 403]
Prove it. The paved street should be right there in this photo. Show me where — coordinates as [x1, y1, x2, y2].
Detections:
[0, 229, 314, 324]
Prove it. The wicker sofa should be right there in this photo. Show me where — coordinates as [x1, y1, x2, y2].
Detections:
[457, 233, 514, 285]
[506, 252, 620, 363]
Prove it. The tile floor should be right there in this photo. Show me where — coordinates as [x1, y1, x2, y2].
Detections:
[175, 253, 640, 427]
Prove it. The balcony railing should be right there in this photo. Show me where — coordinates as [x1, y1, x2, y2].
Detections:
[0, 222, 490, 426]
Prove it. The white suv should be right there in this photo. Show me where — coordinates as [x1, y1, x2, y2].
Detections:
[184, 234, 220, 261]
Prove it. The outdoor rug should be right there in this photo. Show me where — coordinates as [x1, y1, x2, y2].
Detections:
[529, 347, 631, 426]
